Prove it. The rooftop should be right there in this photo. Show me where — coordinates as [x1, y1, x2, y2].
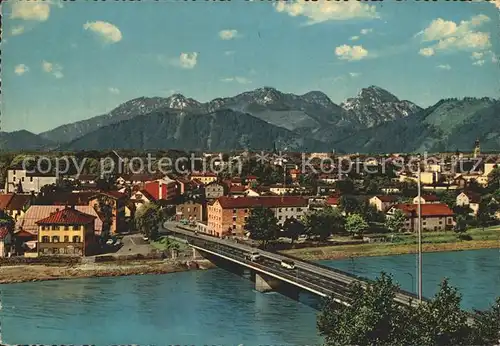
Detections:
[36, 207, 96, 225]
[216, 196, 308, 209]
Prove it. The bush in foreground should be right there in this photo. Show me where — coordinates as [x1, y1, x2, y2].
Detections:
[318, 273, 499, 346]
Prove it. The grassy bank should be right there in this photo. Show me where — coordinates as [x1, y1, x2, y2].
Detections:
[281, 226, 500, 261]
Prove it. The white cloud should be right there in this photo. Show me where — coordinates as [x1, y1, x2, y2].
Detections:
[436, 64, 451, 70]
[349, 72, 361, 77]
[176, 52, 198, 69]
[274, 1, 379, 25]
[11, 26, 25, 36]
[360, 28, 373, 35]
[220, 76, 252, 84]
[419, 47, 435, 56]
[472, 60, 485, 66]
[335, 45, 369, 61]
[10, 2, 50, 21]
[224, 50, 235, 56]
[417, 15, 491, 56]
[83, 21, 122, 44]
[108, 87, 120, 94]
[42, 60, 64, 78]
[219, 29, 239, 40]
[14, 64, 29, 76]
[350, 36, 360, 41]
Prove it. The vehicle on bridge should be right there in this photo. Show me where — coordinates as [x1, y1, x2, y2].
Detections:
[281, 259, 295, 270]
[245, 251, 261, 262]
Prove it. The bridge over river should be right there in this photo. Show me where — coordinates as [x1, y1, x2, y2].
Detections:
[161, 222, 425, 308]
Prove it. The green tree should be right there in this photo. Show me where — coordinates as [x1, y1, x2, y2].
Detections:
[318, 273, 500, 346]
[135, 202, 163, 240]
[244, 206, 279, 248]
[345, 213, 368, 237]
[476, 202, 492, 231]
[441, 191, 457, 209]
[302, 207, 345, 241]
[338, 196, 360, 215]
[385, 209, 407, 233]
[454, 214, 468, 234]
[93, 196, 114, 238]
[282, 217, 305, 244]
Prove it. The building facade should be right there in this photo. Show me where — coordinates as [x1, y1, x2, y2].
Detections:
[36, 207, 97, 256]
[387, 203, 454, 232]
[205, 182, 226, 200]
[176, 200, 204, 222]
[207, 196, 308, 238]
[5, 169, 58, 194]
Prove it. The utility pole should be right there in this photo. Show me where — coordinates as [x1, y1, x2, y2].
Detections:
[417, 154, 423, 302]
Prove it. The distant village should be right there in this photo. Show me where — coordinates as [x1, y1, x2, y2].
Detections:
[0, 140, 499, 259]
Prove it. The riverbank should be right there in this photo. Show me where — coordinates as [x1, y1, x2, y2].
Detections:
[282, 232, 500, 261]
[0, 259, 216, 284]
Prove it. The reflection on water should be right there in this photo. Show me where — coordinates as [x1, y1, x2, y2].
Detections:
[1, 248, 497, 344]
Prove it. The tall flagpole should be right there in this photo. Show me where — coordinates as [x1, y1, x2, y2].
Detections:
[417, 154, 423, 302]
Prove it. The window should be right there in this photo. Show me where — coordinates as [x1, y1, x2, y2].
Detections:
[42, 236, 50, 243]
[232, 216, 237, 221]
[13, 177, 16, 181]
[52, 236, 60, 243]
[194, 207, 197, 212]
[22, 177, 25, 182]
[233, 209, 237, 214]
[187, 207, 191, 212]
[73, 225, 80, 230]
[244, 216, 248, 222]
[41, 226, 46, 230]
[64, 236, 69, 242]
[64, 225, 69, 230]
[13, 170, 16, 175]
[297, 208, 302, 212]
[439, 221, 442, 225]
[73, 236, 81, 243]
[52, 225, 57, 230]
[30, 177, 33, 182]
[244, 209, 248, 213]
[278, 208, 282, 212]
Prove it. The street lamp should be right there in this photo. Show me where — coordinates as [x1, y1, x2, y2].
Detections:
[405, 272, 415, 294]
[417, 154, 423, 302]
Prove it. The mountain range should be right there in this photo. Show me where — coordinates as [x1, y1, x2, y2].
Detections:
[1, 86, 498, 153]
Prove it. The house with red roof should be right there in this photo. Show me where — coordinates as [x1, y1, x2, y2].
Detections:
[36, 206, 97, 256]
[369, 195, 399, 212]
[386, 203, 454, 232]
[0, 193, 32, 221]
[207, 196, 308, 238]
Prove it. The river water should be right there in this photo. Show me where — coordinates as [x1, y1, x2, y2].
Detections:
[1, 248, 498, 345]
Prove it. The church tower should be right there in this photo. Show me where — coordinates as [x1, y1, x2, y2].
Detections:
[473, 139, 480, 158]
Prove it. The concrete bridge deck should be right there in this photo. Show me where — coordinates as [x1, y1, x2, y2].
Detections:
[161, 222, 425, 307]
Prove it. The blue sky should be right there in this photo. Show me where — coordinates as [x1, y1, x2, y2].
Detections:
[2, 0, 499, 133]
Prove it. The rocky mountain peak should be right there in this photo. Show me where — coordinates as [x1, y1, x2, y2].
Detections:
[165, 93, 201, 110]
[357, 85, 400, 104]
[301, 91, 335, 108]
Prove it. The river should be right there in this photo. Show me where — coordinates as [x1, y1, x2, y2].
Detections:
[1, 248, 498, 345]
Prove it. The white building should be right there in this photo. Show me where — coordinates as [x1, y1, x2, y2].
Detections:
[4, 169, 58, 194]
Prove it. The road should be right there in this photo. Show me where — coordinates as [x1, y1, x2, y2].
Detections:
[161, 222, 422, 307]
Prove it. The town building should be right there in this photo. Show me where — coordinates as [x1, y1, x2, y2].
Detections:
[190, 172, 218, 185]
[36, 206, 97, 256]
[88, 191, 127, 234]
[412, 194, 441, 204]
[4, 169, 58, 194]
[0, 193, 32, 221]
[386, 203, 454, 232]
[207, 196, 308, 237]
[456, 191, 481, 215]
[143, 176, 179, 201]
[369, 195, 399, 212]
[205, 181, 227, 200]
[176, 200, 204, 222]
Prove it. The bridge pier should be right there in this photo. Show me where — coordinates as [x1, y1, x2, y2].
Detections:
[255, 273, 282, 293]
[192, 247, 204, 260]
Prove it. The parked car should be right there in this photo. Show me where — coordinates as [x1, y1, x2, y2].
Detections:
[280, 259, 295, 270]
[245, 251, 261, 262]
